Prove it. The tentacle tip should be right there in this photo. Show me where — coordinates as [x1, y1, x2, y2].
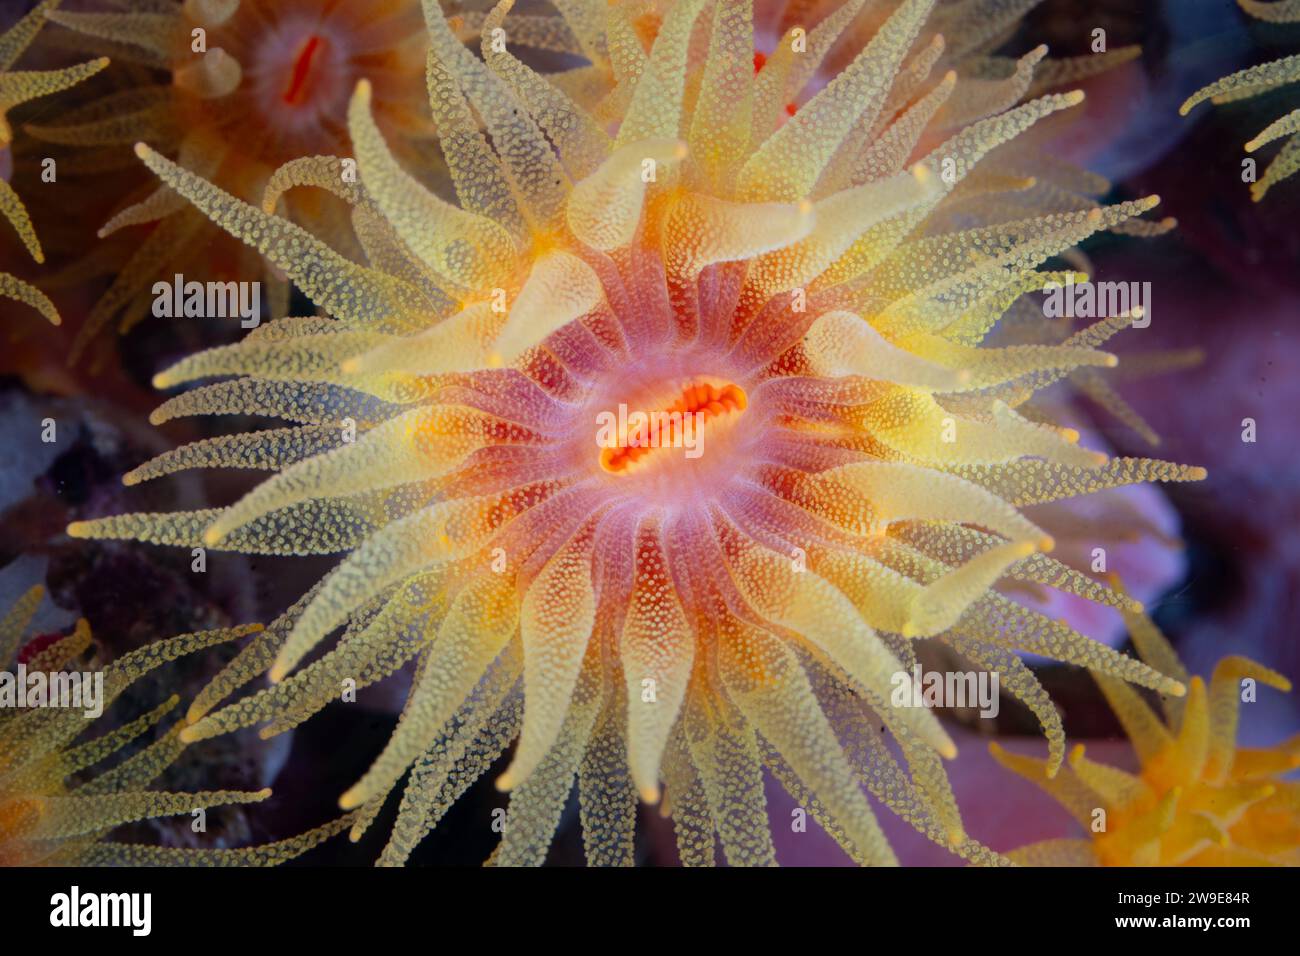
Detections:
[178, 726, 199, 744]
[254, 787, 272, 800]
[133, 142, 152, 160]
[1169, 680, 1188, 698]
[1103, 353, 1120, 367]
[494, 771, 516, 792]
[1064, 89, 1086, 106]
[638, 785, 661, 805]
[338, 790, 362, 811]
[1190, 466, 1208, 480]
[202, 527, 223, 546]
[939, 740, 958, 760]
[66, 520, 90, 538]
[1012, 540, 1038, 558]
[1037, 535, 1055, 553]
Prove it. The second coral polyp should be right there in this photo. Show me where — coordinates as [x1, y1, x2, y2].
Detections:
[180, 0, 428, 161]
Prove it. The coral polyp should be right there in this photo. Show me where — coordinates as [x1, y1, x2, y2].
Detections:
[69, 0, 1210, 866]
[992, 606, 1300, 866]
[0, 585, 346, 866]
[36, 0, 436, 358]
[1180, 0, 1300, 201]
[0, 0, 106, 323]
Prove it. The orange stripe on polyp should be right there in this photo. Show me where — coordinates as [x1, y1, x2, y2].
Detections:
[600, 381, 747, 474]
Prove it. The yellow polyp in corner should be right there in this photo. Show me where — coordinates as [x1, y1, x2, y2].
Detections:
[997, 607, 1299, 865]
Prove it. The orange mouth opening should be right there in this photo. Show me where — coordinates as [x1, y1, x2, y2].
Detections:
[599, 381, 747, 474]
[283, 34, 324, 105]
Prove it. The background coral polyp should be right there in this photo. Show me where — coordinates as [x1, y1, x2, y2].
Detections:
[156, 0, 435, 167]
[69, 0, 1209, 865]
[1180, 0, 1300, 201]
[0, 585, 291, 866]
[0, 0, 105, 324]
[993, 605, 1300, 867]
[37, 0, 436, 357]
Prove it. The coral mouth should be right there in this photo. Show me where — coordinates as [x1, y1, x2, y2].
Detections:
[599, 380, 748, 474]
[282, 34, 325, 105]
[248, 17, 351, 135]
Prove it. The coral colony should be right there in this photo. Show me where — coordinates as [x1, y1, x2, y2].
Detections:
[0, 0, 1293, 877]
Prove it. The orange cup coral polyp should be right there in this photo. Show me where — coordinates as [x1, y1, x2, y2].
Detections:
[1180, 0, 1300, 201]
[40, 0, 435, 357]
[0, 586, 264, 866]
[993, 607, 1300, 866]
[1, 586, 357, 865]
[0, 0, 106, 323]
[72, 0, 1207, 865]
